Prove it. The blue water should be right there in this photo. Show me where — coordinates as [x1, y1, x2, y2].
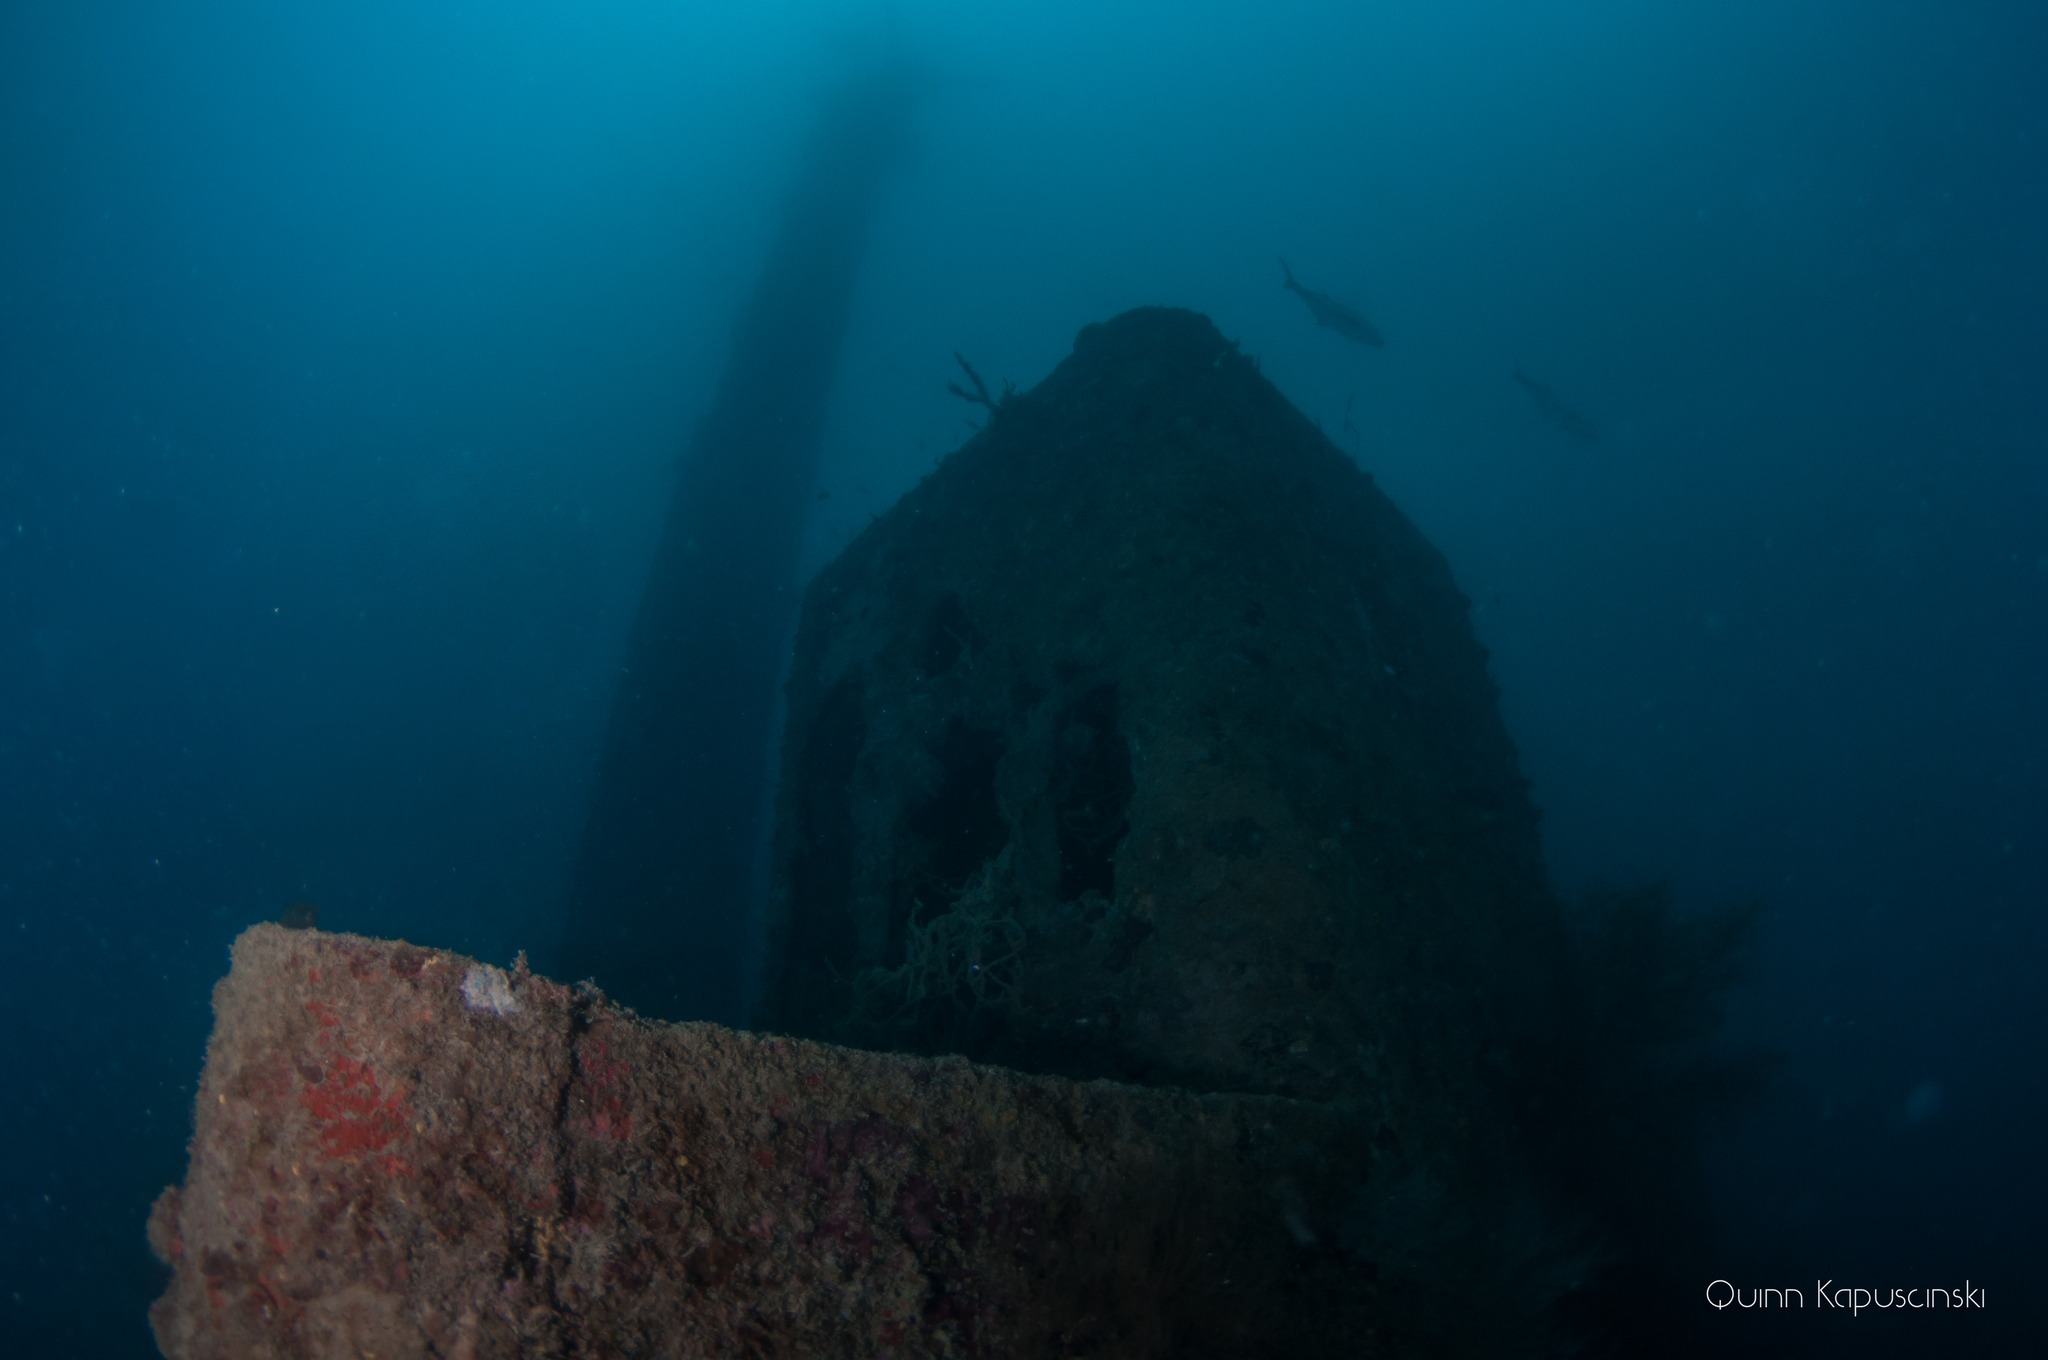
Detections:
[3, 2, 2042, 1354]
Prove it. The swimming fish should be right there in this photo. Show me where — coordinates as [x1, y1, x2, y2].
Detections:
[1512, 369, 1601, 442]
[1281, 260, 1384, 347]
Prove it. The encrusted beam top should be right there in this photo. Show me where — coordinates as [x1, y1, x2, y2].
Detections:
[150, 925, 1378, 1359]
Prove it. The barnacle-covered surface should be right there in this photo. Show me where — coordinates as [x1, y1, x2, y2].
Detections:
[149, 924, 1384, 1359]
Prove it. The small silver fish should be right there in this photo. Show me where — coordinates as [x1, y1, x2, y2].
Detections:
[1282, 259, 1384, 347]
[1512, 369, 1602, 443]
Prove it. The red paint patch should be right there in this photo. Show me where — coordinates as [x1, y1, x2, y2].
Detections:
[299, 1054, 407, 1162]
[295, 998, 413, 1175]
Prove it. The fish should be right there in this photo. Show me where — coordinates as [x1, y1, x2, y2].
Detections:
[1281, 260, 1385, 347]
[1512, 369, 1602, 442]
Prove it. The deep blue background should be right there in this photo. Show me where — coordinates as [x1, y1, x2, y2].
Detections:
[3, 2, 2042, 1354]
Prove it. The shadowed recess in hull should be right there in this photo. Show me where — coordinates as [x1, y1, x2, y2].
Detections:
[561, 63, 918, 1024]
